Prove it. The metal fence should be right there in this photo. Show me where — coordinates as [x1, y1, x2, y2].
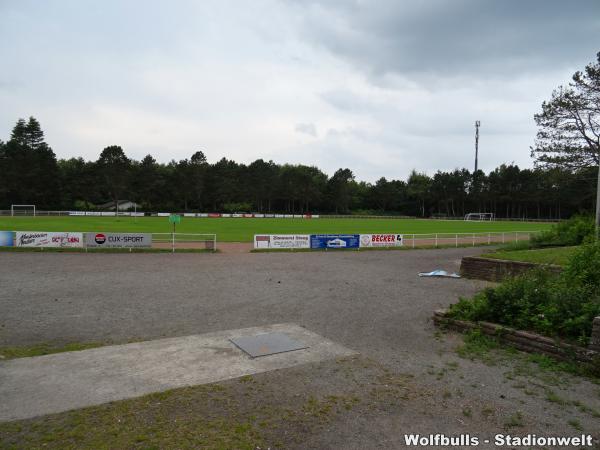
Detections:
[152, 233, 217, 252]
[403, 231, 539, 248]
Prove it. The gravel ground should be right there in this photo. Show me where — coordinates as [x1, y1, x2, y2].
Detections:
[1, 248, 599, 448]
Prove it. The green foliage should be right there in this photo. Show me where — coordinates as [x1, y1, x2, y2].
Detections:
[531, 215, 594, 247]
[1, 116, 598, 218]
[222, 202, 253, 213]
[533, 52, 600, 168]
[449, 241, 600, 344]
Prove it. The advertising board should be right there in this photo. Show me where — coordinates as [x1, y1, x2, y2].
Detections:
[359, 234, 403, 247]
[0, 231, 14, 246]
[254, 234, 310, 249]
[310, 234, 360, 249]
[85, 232, 152, 248]
[16, 231, 83, 248]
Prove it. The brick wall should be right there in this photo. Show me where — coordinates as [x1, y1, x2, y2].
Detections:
[460, 256, 562, 282]
[433, 310, 599, 362]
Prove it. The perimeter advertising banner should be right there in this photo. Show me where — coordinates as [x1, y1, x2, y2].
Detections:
[254, 234, 310, 249]
[0, 231, 14, 246]
[360, 234, 403, 247]
[310, 234, 360, 249]
[85, 232, 152, 248]
[16, 232, 83, 248]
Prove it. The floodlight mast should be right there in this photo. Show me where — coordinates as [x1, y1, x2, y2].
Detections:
[474, 121, 480, 173]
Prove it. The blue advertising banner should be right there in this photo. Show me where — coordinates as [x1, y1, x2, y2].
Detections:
[310, 234, 360, 249]
[0, 231, 14, 247]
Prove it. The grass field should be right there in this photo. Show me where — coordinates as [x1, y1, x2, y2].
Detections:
[0, 216, 552, 242]
[482, 246, 578, 266]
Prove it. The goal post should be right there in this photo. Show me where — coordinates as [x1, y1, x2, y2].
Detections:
[464, 212, 494, 221]
[11, 205, 36, 216]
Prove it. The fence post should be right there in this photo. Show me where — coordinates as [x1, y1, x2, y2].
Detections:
[502, 232, 505, 243]
[412, 234, 415, 249]
[435, 234, 438, 247]
[214, 234, 217, 252]
[488, 233, 490, 245]
[472, 233, 475, 246]
[515, 231, 518, 243]
[172, 232, 175, 253]
[455, 234, 458, 247]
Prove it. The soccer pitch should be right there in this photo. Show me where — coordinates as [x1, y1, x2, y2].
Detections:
[0, 216, 552, 242]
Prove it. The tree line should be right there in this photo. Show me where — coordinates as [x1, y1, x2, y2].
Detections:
[0, 116, 596, 219]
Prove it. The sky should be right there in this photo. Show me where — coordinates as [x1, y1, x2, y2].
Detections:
[1, 0, 599, 182]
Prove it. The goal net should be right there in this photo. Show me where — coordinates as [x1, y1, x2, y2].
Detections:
[11, 205, 36, 216]
[464, 212, 494, 221]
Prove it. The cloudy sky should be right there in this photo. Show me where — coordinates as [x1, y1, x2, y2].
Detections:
[1, 0, 599, 181]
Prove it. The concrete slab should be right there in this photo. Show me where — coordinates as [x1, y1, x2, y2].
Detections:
[230, 332, 307, 357]
[0, 323, 356, 422]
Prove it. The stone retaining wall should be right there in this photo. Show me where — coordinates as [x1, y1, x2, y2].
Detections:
[460, 256, 562, 282]
[433, 309, 600, 363]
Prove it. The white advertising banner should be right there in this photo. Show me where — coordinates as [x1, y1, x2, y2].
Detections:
[359, 234, 403, 247]
[85, 232, 152, 248]
[254, 234, 310, 249]
[16, 231, 84, 248]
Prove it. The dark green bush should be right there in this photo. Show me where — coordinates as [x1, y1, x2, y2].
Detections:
[531, 215, 594, 247]
[448, 241, 600, 345]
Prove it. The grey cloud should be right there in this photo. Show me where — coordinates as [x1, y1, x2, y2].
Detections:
[295, 123, 318, 137]
[297, 0, 600, 81]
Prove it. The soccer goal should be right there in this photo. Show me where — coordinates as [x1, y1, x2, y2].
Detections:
[464, 212, 494, 221]
[11, 204, 36, 216]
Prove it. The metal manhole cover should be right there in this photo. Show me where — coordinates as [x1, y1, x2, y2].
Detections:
[230, 332, 308, 358]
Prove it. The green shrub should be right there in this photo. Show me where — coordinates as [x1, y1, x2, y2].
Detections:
[531, 215, 594, 247]
[449, 240, 600, 345]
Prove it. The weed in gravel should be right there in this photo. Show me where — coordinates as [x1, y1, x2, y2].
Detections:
[456, 330, 600, 385]
[545, 390, 568, 406]
[567, 419, 583, 431]
[572, 400, 600, 418]
[0, 342, 104, 359]
[481, 406, 495, 418]
[504, 411, 524, 429]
